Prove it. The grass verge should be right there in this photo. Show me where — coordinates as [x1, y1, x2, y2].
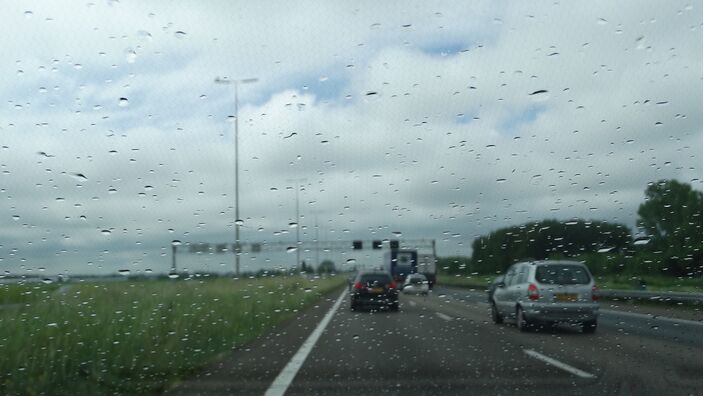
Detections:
[0, 282, 60, 305]
[0, 274, 345, 395]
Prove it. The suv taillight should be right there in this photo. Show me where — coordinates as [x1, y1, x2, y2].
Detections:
[592, 285, 598, 301]
[388, 281, 396, 289]
[353, 281, 363, 289]
[527, 283, 539, 300]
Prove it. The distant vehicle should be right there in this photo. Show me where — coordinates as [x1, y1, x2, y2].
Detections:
[382, 249, 417, 282]
[401, 273, 429, 295]
[491, 260, 599, 333]
[416, 254, 437, 289]
[487, 275, 504, 302]
[350, 271, 399, 311]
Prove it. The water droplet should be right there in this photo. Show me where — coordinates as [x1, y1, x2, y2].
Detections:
[144, 268, 153, 274]
[100, 229, 111, 235]
[118, 97, 129, 107]
[174, 31, 187, 39]
[352, 334, 360, 340]
[108, 188, 117, 194]
[24, 10, 33, 18]
[392, 231, 402, 237]
[597, 18, 608, 25]
[171, 240, 182, 246]
[235, 219, 244, 226]
[529, 90, 549, 100]
[496, 178, 507, 183]
[598, 247, 615, 253]
[125, 49, 137, 63]
[365, 91, 378, 96]
[286, 246, 298, 253]
[12, 215, 19, 221]
[289, 222, 298, 228]
[635, 35, 646, 49]
[144, 185, 153, 191]
[118, 269, 131, 276]
[168, 273, 180, 279]
[346, 259, 357, 264]
[137, 30, 152, 41]
[71, 173, 88, 181]
[633, 238, 651, 246]
[73, 64, 83, 70]
[41, 278, 53, 284]
[47, 323, 58, 328]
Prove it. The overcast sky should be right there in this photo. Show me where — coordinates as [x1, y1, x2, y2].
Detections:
[1, 1, 701, 276]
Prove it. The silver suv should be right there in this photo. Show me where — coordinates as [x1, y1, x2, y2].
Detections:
[490, 260, 599, 333]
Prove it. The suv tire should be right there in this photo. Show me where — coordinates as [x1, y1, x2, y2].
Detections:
[491, 302, 503, 324]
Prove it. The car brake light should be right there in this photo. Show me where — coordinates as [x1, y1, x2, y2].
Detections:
[527, 283, 539, 300]
[353, 281, 363, 289]
[592, 285, 598, 301]
[388, 281, 396, 289]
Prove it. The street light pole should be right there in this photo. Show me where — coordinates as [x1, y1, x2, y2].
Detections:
[287, 178, 306, 270]
[215, 76, 258, 277]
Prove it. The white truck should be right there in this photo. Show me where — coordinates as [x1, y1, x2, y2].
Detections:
[417, 254, 437, 289]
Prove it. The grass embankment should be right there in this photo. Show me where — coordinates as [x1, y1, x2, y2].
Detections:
[0, 275, 345, 395]
[437, 273, 702, 293]
[0, 282, 60, 305]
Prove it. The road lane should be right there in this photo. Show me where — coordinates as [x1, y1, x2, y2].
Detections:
[403, 289, 702, 395]
[286, 292, 597, 395]
[170, 286, 702, 395]
[434, 286, 702, 346]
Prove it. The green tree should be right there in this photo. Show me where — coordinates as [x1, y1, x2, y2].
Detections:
[300, 260, 314, 274]
[637, 179, 703, 275]
[469, 219, 632, 274]
[317, 260, 336, 274]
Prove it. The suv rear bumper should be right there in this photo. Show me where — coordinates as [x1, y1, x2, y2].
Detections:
[523, 302, 599, 322]
[351, 293, 398, 307]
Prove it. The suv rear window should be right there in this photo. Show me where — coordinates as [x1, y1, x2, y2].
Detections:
[535, 264, 591, 285]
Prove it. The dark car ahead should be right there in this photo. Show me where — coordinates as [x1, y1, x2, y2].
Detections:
[350, 271, 399, 311]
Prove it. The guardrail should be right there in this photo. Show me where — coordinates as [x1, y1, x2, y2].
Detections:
[597, 289, 702, 303]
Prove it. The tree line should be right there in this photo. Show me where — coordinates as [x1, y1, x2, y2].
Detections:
[440, 179, 702, 277]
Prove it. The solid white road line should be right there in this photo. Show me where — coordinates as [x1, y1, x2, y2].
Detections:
[523, 349, 596, 379]
[600, 309, 702, 326]
[435, 312, 453, 321]
[265, 289, 348, 396]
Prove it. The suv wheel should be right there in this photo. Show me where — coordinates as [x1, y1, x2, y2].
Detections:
[516, 306, 531, 332]
[491, 302, 503, 324]
[581, 319, 597, 333]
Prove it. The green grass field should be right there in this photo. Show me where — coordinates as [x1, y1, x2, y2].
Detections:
[0, 282, 60, 305]
[0, 275, 345, 395]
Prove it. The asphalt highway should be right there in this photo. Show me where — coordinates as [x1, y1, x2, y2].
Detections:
[169, 286, 702, 395]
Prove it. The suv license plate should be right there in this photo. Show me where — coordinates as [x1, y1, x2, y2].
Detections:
[555, 293, 577, 301]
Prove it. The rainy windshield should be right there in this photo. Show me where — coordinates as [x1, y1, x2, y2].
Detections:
[1, 1, 702, 395]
